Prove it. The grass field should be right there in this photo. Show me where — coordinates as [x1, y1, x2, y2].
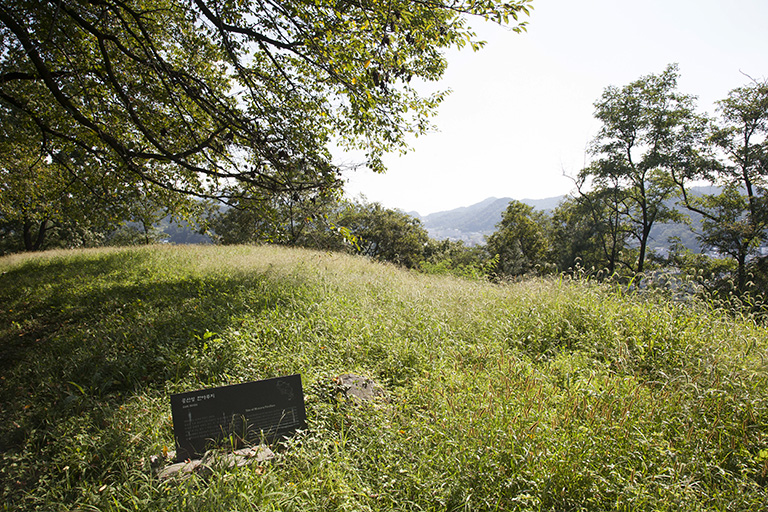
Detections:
[1, 245, 767, 510]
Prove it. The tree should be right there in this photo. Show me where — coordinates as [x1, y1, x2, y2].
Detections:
[550, 191, 630, 274]
[210, 185, 342, 247]
[1, 0, 532, 246]
[674, 78, 768, 292]
[580, 64, 703, 273]
[212, 194, 428, 267]
[0, 115, 118, 251]
[0, 81, 205, 251]
[0, 141, 68, 251]
[486, 200, 549, 276]
[337, 200, 429, 268]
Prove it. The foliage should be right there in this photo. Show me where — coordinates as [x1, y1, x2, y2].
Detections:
[552, 68, 767, 308]
[550, 191, 630, 274]
[0, 106, 207, 252]
[420, 238, 493, 280]
[209, 186, 344, 248]
[578, 64, 704, 273]
[211, 195, 427, 268]
[336, 200, 429, 269]
[674, 78, 768, 293]
[0, 118, 103, 252]
[2, 245, 768, 510]
[486, 199, 550, 276]
[1, 0, 532, 253]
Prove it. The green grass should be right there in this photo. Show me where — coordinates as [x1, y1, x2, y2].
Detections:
[1, 244, 767, 510]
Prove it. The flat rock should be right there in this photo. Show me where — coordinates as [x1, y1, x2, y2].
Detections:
[217, 446, 275, 468]
[156, 459, 205, 481]
[155, 445, 274, 481]
[335, 374, 384, 402]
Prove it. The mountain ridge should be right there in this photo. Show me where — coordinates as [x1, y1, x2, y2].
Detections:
[417, 195, 565, 245]
[416, 193, 709, 251]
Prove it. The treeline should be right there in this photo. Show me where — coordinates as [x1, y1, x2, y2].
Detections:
[211, 65, 768, 305]
[3, 64, 767, 312]
[219, 65, 768, 312]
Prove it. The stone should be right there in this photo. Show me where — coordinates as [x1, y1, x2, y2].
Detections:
[155, 445, 275, 481]
[217, 445, 275, 469]
[156, 459, 205, 481]
[335, 374, 384, 403]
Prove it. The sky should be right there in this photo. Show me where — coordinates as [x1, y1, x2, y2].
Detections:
[342, 0, 768, 216]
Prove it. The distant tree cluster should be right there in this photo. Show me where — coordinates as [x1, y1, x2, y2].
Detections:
[485, 65, 768, 308]
[210, 195, 431, 268]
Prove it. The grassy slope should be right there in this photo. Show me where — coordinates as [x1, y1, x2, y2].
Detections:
[1, 245, 767, 511]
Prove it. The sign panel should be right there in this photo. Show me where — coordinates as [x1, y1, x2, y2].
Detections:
[170, 374, 306, 461]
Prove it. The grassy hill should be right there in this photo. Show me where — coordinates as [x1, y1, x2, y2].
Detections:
[2, 245, 768, 510]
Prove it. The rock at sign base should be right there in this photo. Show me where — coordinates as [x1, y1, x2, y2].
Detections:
[155, 445, 275, 481]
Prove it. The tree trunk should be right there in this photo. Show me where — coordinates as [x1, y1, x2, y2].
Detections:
[22, 220, 33, 251]
[737, 252, 748, 295]
[22, 219, 48, 251]
[637, 227, 651, 273]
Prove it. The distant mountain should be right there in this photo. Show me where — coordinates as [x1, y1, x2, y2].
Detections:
[419, 196, 565, 245]
[418, 192, 714, 251]
[160, 217, 213, 244]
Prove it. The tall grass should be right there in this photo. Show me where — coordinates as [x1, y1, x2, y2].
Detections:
[1, 245, 767, 510]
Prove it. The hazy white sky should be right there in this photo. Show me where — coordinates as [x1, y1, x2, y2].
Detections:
[342, 0, 768, 216]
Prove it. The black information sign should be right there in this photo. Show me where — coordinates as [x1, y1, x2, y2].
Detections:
[170, 374, 306, 461]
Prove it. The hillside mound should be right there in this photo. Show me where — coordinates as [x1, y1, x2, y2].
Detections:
[2, 245, 767, 510]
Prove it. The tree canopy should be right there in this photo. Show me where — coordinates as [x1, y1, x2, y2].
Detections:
[674, 77, 768, 292]
[486, 199, 548, 276]
[577, 64, 704, 273]
[335, 200, 429, 268]
[1, 0, 531, 209]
